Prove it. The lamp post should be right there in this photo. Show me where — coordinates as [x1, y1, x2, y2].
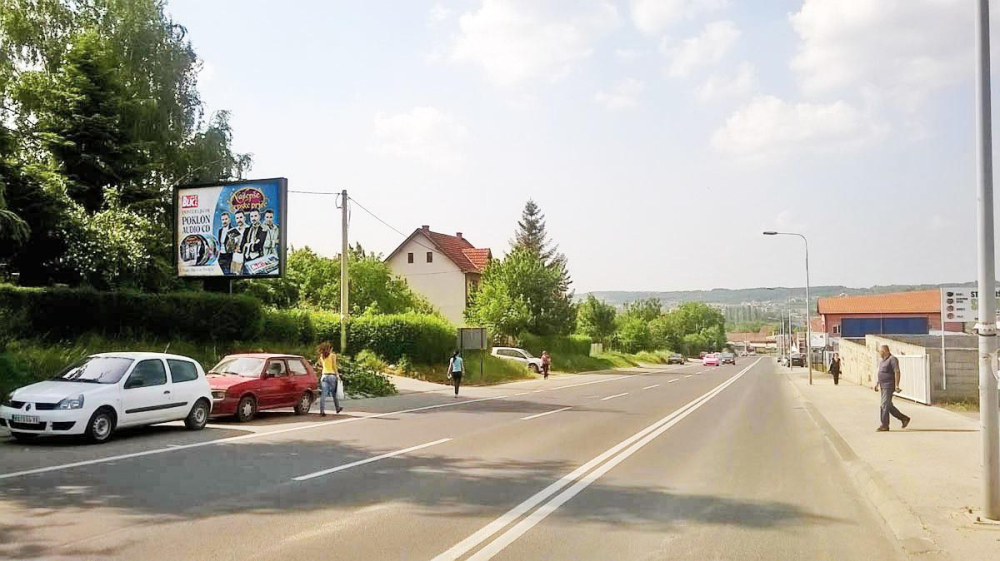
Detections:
[764, 231, 813, 384]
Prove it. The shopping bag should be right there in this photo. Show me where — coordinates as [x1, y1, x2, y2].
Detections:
[336, 377, 345, 401]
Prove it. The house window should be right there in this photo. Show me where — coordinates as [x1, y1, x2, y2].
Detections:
[426, 252, 433, 263]
[833, 325, 840, 334]
[407, 252, 414, 263]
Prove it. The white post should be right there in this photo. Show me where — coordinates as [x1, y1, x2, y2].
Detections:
[975, 0, 1000, 521]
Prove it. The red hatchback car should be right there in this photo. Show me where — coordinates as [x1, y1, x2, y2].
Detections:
[207, 353, 318, 422]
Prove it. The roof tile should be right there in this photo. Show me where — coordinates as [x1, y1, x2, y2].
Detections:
[817, 290, 940, 315]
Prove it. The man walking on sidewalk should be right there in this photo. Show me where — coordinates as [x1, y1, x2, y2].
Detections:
[873, 345, 910, 432]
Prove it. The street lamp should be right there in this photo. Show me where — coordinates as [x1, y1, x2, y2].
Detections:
[764, 231, 813, 384]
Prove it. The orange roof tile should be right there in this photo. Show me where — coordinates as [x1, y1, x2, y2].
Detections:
[462, 248, 492, 272]
[817, 290, 940, 315]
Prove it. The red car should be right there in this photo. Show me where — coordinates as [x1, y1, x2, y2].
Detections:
[207, 354, 318, 422]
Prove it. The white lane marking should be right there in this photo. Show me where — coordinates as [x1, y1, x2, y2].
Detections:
[520, 407, 572, 421]
[0, 374, 636, 481]
[688, 374, 696, 377]
[600, 393, 628, 401]
[447, 358, 762, 561]
[292, 438, 451, 481]
[668, 379, 680, 384]
[642, 384, 659, 390]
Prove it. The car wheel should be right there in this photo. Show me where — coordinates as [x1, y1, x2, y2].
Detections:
[236, 395, 256, 423]
[184, 399, 210, 430]
[294, 392, 312, 415]
[85, 408, 116, 444]
[529, 364, 540, 374]
[11, 432, 38, 443]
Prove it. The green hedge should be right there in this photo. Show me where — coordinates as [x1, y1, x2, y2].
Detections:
[518, 333, 592, 357]
[0, 284, 263, 342]
[347, 312, 454, 364]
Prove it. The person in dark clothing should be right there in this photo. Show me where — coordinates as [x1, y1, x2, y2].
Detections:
[829, 353, 842, 385]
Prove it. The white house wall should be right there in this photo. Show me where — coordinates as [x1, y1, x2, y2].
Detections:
[386, 233, 468, 325]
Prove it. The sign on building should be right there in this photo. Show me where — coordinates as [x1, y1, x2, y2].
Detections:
[940, 286, 1000, 322]
[174, 178, 288, 278]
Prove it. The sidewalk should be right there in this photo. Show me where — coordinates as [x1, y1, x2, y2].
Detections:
[785, 365, 1000, 560]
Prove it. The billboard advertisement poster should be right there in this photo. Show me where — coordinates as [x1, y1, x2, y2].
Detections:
[174, 178, 287, 278]
[940, 286, 1000, 323]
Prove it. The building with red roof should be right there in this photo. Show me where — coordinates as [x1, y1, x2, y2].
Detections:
[816, 289, 956, 338]
[385, 225, 492, 325]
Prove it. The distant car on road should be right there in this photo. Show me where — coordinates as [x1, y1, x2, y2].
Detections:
[719, 352, 736, 365]
[491, 347, 544, 373]
[702, 353, 720, 366]
[667, 353, 686, 365]
[790, 354, 805, 367]
[0, 352, 212, 443]
[207, 354, 318, 422]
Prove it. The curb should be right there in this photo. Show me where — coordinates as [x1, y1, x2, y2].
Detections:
[784, 372, 947, 560]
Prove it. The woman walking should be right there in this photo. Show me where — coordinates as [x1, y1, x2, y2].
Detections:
[541, 351, 551, 380]
[448, 351, 464, 397]
[317, 342, 342, 416]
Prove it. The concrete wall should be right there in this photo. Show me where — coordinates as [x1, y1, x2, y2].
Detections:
[386, 233, 467, 326]
[836, 334, 979, 402]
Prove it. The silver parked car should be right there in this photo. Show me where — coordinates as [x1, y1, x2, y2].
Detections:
[490, 347, 544, 373]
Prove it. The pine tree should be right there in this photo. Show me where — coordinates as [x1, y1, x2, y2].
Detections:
[511, 199, 572, 290]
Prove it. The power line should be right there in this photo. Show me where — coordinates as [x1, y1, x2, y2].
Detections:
[349, 195, 439, 254]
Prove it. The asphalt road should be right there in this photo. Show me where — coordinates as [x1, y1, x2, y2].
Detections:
[0, 359, 904, 560]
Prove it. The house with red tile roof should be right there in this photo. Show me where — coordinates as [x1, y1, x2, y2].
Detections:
[816, 289, 957, 338]
[385, 225, 492, 325]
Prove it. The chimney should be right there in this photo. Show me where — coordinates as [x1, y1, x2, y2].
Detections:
[421, 225, 430, 232]
[456, 232, 463, 239]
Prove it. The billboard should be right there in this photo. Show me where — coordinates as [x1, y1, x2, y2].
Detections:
[940, 286, 1000, 323]
[174, 178, 287, 278]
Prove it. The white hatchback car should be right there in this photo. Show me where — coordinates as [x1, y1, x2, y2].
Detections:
[1, 352, 213, 443]
[490, 347, 544, 373]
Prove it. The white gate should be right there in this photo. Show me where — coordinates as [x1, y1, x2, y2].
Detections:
[896, 355, 931, 405]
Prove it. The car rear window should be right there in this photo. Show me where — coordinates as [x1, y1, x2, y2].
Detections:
[168, 359, 200, 383]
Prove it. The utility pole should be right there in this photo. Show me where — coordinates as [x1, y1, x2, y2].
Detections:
[340, 190, 349, 354]
[975, 0, 1000, 521]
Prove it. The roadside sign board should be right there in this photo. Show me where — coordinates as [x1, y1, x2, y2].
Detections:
[457, 328, 487, 351]
[940, 286, 1000, 322]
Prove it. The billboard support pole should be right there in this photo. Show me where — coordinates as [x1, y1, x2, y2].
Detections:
[340, 190, 349, 355]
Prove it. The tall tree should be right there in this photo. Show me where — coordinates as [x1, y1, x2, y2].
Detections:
[510, 199, 572, 290]
[576, 295, 617, 344]
[36, 30, 144, 213]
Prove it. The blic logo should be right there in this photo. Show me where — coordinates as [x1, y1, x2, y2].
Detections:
[181, 194, 199, 209]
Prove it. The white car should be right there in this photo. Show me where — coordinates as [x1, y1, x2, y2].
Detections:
[491, 347, 544, 373]
[1, 352, 213, 444]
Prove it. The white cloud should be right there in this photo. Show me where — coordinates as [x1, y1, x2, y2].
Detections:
[428, 3, 452, 25]
[451, 0, 620, 87]
[595, 78, 645, 110]
[695, 62, 754, 103]
[711, 95, 887, 160]
[370, 107, 468, 170]
[614, 48, 644, 62]
[663, 20, 739, 77]
[790, 0, 970, 106]
[631, 0, 729, 35]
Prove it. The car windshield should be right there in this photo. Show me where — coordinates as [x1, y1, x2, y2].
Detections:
[209, 357, 265, 378]
[52, 356, 134, 384]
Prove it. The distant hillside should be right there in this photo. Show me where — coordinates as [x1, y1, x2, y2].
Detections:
[582, 283, 974, 307]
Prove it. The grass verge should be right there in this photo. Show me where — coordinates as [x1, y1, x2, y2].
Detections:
[399, 350, 536, 386]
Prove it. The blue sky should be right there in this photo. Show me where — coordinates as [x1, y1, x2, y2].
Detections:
[167, 0, 991, 293]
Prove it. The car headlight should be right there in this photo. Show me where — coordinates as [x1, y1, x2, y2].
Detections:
[57, 394, 85, 410]
[211, 389, 228, 400]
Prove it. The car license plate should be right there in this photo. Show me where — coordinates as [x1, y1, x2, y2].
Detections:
[12, 414, 40, 424]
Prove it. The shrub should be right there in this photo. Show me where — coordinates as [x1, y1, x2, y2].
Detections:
[518, 333, 591, 357]
[262, 308, 315, 344]
[348, 312, 454, 364]
[339, 358, 397, 397]
[397, 354, 413, 374]
[354, 349, 388, 373]
[0, 284, 263, 341]
[306, 309, 341, 343]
